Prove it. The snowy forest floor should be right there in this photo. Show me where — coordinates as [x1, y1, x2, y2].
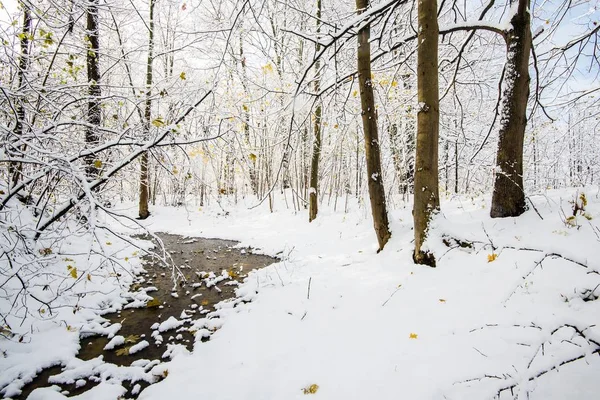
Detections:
[2, 187, 600, 399]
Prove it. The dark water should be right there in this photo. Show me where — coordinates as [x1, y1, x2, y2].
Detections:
[15, 233, 278, 399]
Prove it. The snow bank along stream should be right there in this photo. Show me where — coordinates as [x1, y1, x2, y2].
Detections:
[16, 233, 278, 399]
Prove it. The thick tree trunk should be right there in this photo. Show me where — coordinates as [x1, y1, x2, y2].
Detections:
[85, 0, 101, 180]
[356, 0, 391, 251]
[308, 0, 322, 222]
[9, 2, 31, 189]
[413, 0, 440, 266]
[490, 0, 531, 218]
[139, 0, 155, 219]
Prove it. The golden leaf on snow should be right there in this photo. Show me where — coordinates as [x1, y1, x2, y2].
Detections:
[487, 253, 498, 263]
[303, 384, 319, 395]
[409, 333, 418, 339]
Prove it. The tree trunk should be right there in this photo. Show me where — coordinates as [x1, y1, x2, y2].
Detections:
[85, 0, 101, 181]
[413, 0, 440, 266]
[490, 0, 531, 218]
[139, 0, 155, 219]
[9, 2, 32, 189]
[356, 0, 391, 251]
[239, 34, 258, 195]
[308, 0, 322, 222]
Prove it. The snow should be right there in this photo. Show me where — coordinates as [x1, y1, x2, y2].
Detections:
[2, 187, 599, 399]
[158, 317, 184, 333]
[128, 340, 150, 355]
[122, 188, 600, 400]
[103, 336, 125, 351]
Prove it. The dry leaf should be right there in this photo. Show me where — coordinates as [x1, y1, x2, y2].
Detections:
[487, 253, 498, 263]
[303, 384, 319, 395]
[115, 346, 131, 356]
[146, 298, 161, 308]
[124, 334, 139, 344]
[409, 333, 418, 339]
[67, 265, 77, 279]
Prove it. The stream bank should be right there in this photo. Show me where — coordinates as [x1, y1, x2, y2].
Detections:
[16, 233, 278, 399]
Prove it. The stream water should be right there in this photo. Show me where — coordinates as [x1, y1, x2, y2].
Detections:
[16, 233, 278, 399]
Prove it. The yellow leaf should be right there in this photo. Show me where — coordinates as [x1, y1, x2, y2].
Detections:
[249, 153, 257, 161]
[487, 253, 498, 263]
[115, 346, 131, 356]
[180, 71, 186, 80]
[146, 298, 161, 308]
[262, 63, 274, 74]
[242, 104, 249, 112]
[93, 159, 102, 169]
[391, 80, 398, 87]
[303, 384, 319, 395]
[124, 334, 140, 343]
[152, 117, 165, 127]
[106, 241, 112, 245]
[352, 90, 358, 97]
[67, 265, 77, 279]
[439, 299, 446, 303]
[132, 251, 139, 256]
[124, 257, 129, 262]
[87, 273, 91, 281]
[409, 333, 418, 339]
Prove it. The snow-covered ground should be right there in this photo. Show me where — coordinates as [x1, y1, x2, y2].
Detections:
[3, 187, 600, 399]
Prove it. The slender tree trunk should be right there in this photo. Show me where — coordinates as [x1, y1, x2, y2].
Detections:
[490, 0, 531, 218]
[139, 0, 154, 219]
[308, 0, 322, 222]
[85, 0, 101, 180]
[239, 35, 258, 195]
[401, 76, 415, 198]
[413, 0, 440, 266]
[356, 0, 391, 250]
[454, 138, 459, 194]
[9, 2, 32, 189]
[389, 123, 404, 195]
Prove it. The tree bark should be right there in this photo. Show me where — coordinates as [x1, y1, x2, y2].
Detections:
[308, 0, 322, 222]
[9, 2, 32, 189]
[413, 0, 440, 266]
[139, 0, 155, 219]
[490, 0, 531, 218]
[356, 0, 391, 251]
[85, 0, 101, 181]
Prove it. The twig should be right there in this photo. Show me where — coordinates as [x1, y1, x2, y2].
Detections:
[381, 285, 402, 307]
[307, 277, 312, 300]
[526, 196, 544, 220]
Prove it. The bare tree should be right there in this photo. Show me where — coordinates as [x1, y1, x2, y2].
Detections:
[139, 0, 155, 219]
[8, 1, 32, 189]
[413, 0, 440, 266]
[308, 0, 322, 222]
[490, 0, 531, 218]
[356, 0, 391, 250]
